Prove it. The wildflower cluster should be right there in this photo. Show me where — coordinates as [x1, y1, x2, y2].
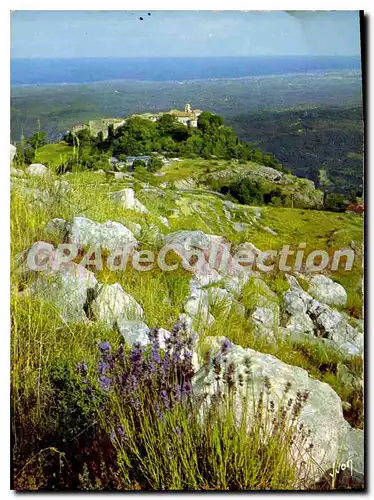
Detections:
[77, 319, 196, 426]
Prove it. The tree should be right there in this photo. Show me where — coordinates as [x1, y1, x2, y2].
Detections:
[157, 114, 179, 136]
[108, 124, 115, 139]
[26, 131, 47, 150]
[324, 193, 347, 212]
[197, 112, 224, 133]
[132, 159, 146, 171]
[148, 156, 163, 172]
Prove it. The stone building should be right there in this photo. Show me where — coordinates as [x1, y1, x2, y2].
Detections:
[167, 104, 202, 127]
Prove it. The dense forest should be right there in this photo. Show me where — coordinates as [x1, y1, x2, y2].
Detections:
[230, 106, 364, 196]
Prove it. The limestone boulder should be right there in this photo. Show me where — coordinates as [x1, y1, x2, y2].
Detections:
[67, 216, 137, 253]
[192, 340, 364, 485]
[24, 262, 98, 323]
[110, 188, 148, 213]
[308, 275, 347, 307]
[26, 163, 50, 176]
[91, 283, 144, 329]
[10, 144, 16, 164]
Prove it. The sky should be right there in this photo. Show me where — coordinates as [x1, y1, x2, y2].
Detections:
[11, 10, 361, 59]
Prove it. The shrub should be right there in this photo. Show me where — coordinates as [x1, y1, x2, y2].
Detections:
[74, 328, 311, 490]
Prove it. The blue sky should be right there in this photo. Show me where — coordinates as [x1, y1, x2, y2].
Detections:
[11, 10, 361, 59]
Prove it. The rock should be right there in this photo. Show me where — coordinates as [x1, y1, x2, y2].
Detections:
[231, 300, 246, 317]
[91, 283, 144, 329]
[124, 221, 142, 238]
[12, 184, 51, 205]
[10, 144, 16, 164]
[26, 163, 50, 176]
[284, 289, 313, 315]
[184, 290, 214, 327]
[159, 216, 169, 227]
[209, 287, 234, 316]
[283, 288, 363, 356]
[200, 335, 228, 355]
[192, 341, 364, 485]
[67, 216, 137, 253]
[263, 226, 278, 236]
[253, 207, 262, 220]
[110, 188, 148, 213]
[191, 264, 222, 288]
[114, 172, 130, 180]
[108, 156, 119, 165]
[234, 241, 262, 259]
[25, 262, 97, 323]
[164, 230, 212, 253]
[221, 272, 252, 298]
[14, 241, 56, 278]
[285, 312, 315, 336]
[285, 274, 302, 290]
[10, 167, 24, 177]
[308, 275, 347, 307]
[329, 322, 363, 356]
[233, 222, 251, 233]
[178, 313, 195, 336]
[155, 327, 172, 349]
[252, 307, 274, 327]
[315, 307, 342, 334]
[117, 320, 150, 346]
[53, 179, 70, 195]
[251, 306, 278, 341]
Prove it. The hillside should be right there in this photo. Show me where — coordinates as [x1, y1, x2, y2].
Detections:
[230, 106, 364, 196]
[11, 144, 364, 489]
[11, 71, 363, 196]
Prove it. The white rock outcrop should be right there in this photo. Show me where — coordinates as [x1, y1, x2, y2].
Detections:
[26, 163, 50, 176]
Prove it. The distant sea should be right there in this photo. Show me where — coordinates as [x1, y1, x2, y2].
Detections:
[11, 56, 361, 87]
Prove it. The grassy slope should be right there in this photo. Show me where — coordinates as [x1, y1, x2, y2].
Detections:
[11, 159, 363, 488]
[34, 142, 75, 164]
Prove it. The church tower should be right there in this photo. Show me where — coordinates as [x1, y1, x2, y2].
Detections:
[185, 103, 191, 113]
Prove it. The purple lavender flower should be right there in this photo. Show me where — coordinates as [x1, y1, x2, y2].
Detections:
[97, 359, 110, 375]
[154, 403, 164, 420]
[172, 348, 182, 364]
[151, 345, 162, 365]
[182, 381, 192, 395]
[132, 398, 141, 411]
[117, 343, 125, 362]
[99, 375, 111, 392]
[187, 333, 195, 349]
[160, 390, 171, 410]
[117, 425, 125, 438]
[163, 351, 170, 372]
[183, 350, 193, 361]
[171, 321, 182, 335]
[174, 426, 183, 437]
[129, 344, 143, 363]
[173, 384, 182, 401]
[98, 341, 111, 352]
[221, 339, 232, 354]
[77, 362, 88, 375]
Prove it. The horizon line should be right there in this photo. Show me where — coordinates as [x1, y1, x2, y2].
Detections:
[11, 54, 362, 60]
